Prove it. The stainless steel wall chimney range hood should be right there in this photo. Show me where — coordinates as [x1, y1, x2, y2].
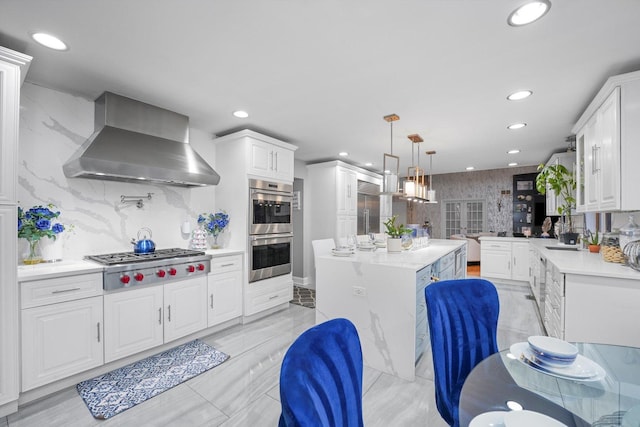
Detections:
[63, 92, 220, 187]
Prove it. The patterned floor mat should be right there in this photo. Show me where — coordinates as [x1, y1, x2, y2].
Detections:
[290, 285, 316, 309]
[77, 339, 229, 419]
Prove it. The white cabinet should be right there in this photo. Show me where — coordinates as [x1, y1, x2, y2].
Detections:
[104, 277, 207, 363]
[480, 239, 530, 282]
[336, 166, 358, 216]
[244, 274, 292, 317]
[20, 273, 103, 391]
[307, 161, 382, 246]
[543, 262, 565, 340]
[249, 139, 295, 182]
[0, 46, 31, 415]
[103, 286, 163, 363]
[207, 255, 243, 326]
[573, 70, 640, 212]
[544, 152, 575, 216]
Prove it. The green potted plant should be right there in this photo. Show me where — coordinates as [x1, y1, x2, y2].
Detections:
[535, 162, 577, 244]
[585, 229, 600, 253]
[383, 215, 412, 253]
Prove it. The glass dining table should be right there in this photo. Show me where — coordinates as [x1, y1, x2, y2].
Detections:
[459, 343, 640, 426]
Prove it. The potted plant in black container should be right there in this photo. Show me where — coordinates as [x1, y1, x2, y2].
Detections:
[535, 162, 578, 245]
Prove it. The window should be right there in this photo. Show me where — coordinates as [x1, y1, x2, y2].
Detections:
[442, 199, 486, 238]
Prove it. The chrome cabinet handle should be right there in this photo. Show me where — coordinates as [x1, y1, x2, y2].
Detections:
[210, 294, 214, 309]
[269, 294, 279, 300]
[274, 151, 278, 171]
[97, 322, 101, 342]
[221, 263, 234, 267]
[168, 305, 171, 322]
[52, 287, 81, 294]
[158, 308, 162, 324]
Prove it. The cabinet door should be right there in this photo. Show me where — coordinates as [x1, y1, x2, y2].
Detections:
[575, 129, 586, 211]
[272, 146, 294, 182]
[104, 286, 164, 363]
[480, 249, 511, 280]
[248, 140, 271, 177]
[584, 114, 600, 211]
[21, 296, 103, 391]
[336, 167, 357, 216]
[597, 87, 620, 211]
[208, 270, 243, 326]
[511, 242, 530, 282]
[336, 215, 357, 242]
[164, 277, 208, 342]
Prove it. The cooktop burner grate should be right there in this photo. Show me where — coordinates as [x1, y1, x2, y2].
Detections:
[86, 248, 206, 265]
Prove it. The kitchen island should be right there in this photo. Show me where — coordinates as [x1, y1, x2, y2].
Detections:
[315, 239, 466, 381]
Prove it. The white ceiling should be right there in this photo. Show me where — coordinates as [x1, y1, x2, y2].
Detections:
[2, 0, 640, 176]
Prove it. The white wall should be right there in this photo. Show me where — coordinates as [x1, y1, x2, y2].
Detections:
[17, 83, 217, 260]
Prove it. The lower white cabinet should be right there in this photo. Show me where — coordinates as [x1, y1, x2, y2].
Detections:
[208, 255, 243, 326]
[104, 277, 207, 363]
[21, 296, 103, 391]
[480, 239, 530, 282]
[244, 274, 292, 316]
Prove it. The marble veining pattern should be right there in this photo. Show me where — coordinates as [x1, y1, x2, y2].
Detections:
[3, 279, 543, 426]
[17, 83, 217, 261]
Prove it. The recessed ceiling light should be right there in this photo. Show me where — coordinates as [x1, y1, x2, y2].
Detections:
[509, 162, 519, 167]
[507, 123, 527, 130]
[338, 152, 349, 157]
[232, 110, 249, 118]
[466, 166, 475, 171]
[507, 1, 551, 26]
[31, 32, 68, 51]
[508, 149, 521, 154]
[507, 90, 533, 101]
[365, 162, 373, 167]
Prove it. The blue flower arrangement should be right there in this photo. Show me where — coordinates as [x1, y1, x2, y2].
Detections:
[18, 204, 69, 263]
[198, 211, 230, 238]
[18, 204, 67, 242]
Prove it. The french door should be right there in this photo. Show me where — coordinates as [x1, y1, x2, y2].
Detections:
[442, 199, 486, 238]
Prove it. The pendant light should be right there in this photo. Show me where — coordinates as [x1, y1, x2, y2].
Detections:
[425, 150, 438, 203]
[382, 114, 400, 194]
[403, 134, 425, 200]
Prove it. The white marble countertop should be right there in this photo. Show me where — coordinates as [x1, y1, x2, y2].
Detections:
[318, 239, 465, 271]
[18, 247, 245, 281]
[528, 238, 640, 280]
[479, 236, 530, 243]
[18, 259, 104, 282]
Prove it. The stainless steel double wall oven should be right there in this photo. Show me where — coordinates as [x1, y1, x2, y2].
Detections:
[248, 179, 293, 282]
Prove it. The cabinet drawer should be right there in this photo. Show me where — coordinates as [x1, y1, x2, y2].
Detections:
[481, 241, 511, 251]
[440, 252, 456, 271]
[210, 255, 242, 274]
[245, 286, 292, 315]
[21, 273, 103, 308]
[415, 318, 428, 362]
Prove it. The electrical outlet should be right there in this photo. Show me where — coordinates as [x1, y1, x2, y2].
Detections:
[352, 286, 366, 296]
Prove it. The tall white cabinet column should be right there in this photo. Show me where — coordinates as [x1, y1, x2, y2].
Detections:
[0, 46, 31, 417]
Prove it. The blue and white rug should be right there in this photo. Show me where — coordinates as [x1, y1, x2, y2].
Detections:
[77, 339, 229, 419]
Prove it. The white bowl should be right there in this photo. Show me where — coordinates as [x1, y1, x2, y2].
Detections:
[527, 336, 578, 361]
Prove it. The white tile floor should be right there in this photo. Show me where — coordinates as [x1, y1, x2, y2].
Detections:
[2, 280, 543, 427]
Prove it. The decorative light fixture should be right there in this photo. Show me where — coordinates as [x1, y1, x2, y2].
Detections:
[403, 134, 425, 199]
[507, 1, 551, 26]
[425, 150, 438, 203]
[382, 114, 400, 194]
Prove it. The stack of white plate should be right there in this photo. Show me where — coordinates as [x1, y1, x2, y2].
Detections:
[357, 242, 376, 252]
[331, 247, 354, 257]
[510, 336, 606, 381]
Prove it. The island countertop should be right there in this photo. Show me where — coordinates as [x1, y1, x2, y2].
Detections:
[317, 239, 465, 271]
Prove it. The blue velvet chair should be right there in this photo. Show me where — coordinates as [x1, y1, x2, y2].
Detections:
[424, 278, 500, 427]
[278, 318, 364, 427]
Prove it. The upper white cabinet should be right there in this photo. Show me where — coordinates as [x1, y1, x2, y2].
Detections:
[543, 152, 575, 216]
[336, 166, 358, 216]
[573, 70, 640, 212]
[248, 139, 295, 182]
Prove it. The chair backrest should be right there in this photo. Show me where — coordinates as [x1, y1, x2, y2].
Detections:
[278, 318, 364, 427]
[424, 279, 500, 427]
[312, 238, 336, 258]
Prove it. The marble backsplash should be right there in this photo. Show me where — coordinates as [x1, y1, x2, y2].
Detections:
[17, 83, 217, 261]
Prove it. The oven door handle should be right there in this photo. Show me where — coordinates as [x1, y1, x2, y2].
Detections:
[251, 189, 293, 200]
[251, 233, 293, 242]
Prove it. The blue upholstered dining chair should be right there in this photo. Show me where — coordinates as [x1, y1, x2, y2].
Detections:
[424, 278, 500, 427]
[278, 318, 364, 427]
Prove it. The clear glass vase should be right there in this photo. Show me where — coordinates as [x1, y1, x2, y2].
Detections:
[23, 239, 42, 265]
[211, 233, 221, 249]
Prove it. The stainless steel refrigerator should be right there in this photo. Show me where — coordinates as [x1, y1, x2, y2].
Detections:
[357, 181, 380, 235]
